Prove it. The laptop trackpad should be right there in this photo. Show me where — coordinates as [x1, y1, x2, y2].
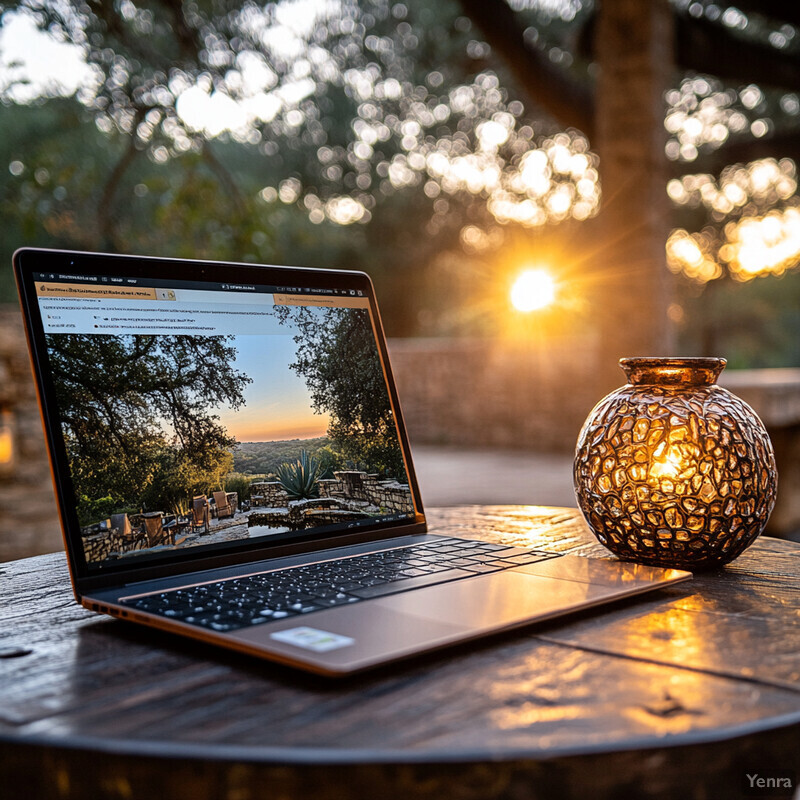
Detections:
[236, 572, 627, 674]
[374, 570, 620, 630]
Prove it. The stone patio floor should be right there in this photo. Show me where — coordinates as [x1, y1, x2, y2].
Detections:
[411, 445, 576, 509]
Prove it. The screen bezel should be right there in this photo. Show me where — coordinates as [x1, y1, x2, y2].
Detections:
[14, 248, 426, 595]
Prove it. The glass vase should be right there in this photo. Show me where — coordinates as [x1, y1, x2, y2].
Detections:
[573, 357, 778, 570]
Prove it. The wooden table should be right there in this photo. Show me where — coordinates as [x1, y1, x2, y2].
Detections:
[2, 506, 799, 800]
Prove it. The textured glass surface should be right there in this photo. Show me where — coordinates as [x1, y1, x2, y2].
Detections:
[574, 358, 778, 570]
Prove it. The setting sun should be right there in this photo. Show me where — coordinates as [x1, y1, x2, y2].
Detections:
[510, 269, 557, 312]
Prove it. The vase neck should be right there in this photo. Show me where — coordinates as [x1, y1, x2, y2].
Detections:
[620, 357, 726, 387]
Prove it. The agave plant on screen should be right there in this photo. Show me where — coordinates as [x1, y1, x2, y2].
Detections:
[276, 450, 322, 500]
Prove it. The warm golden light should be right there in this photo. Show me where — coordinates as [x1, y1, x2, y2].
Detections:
[510, 269, 556, 312]
[725, 208, 800, 279]
[649, 445, 684, 480]
[665, 158, 800, 283]
[0, 427, 12, 464]
[663, 76, 753, 162]
[274, 110, 601, 228]
[0, 413, 13, 474]
[667, 207, 800, 283]
[665, 229, 721, 282]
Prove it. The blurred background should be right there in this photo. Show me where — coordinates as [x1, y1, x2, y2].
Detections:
[1, 0, 799, 560]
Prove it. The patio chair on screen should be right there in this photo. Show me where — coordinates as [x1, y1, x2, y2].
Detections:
[110, 513, 132, 537]
[213, 490, 234, 520]
[142, 513, 164, 545]
[191, 495, 210, 534]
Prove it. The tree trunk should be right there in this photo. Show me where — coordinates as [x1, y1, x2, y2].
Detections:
[591, 0, 676, 390]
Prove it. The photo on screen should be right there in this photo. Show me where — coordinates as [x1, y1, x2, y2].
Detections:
[44, 303, 414, 566]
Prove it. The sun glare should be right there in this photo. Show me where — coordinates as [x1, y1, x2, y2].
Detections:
[510, 269, 556, 312]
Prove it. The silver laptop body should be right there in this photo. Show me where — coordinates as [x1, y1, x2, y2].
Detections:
[15, 248, 690, 676]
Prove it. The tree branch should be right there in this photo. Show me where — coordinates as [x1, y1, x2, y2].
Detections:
[199, 141, 246, 215]
[457, 0, 595, 135]
[724, 0, 800, 30]
[676, 14, 800, 92]
[671, 128, 800, 176]
[98, 109, 146, 250]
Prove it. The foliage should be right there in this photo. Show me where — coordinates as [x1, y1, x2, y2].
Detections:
[666, 157, 800, 285]
[4, 1, 800, 360]
[314, 443, 347, 480]
[139, 445, 234, 519]
[232, 437, 332, 475]
[47, 333, 250, 525]
[0, 0, 600, 336]
[223, 472, 254, 502]
[276, 450, 322, 500]
[76, 494, 120, 527]
[275, 305, 406, 477]
[676, 270, 800, 367]
[0, 98, 279, 272]
[2, 0, 517, 213]
[0, 99, 108, 299]
[232, 440, 347, 481]
[663, 152, 800, 362]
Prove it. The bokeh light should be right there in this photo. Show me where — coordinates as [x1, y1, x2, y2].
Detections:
[664, 76, 754, 162]
[666, 158, 796, 219]
[260, 84, 602, 228]
[1, 2, 602, 233]
[723, 208, 800, 280]
[667, 157, 800, 283]
[666, 229, 722, 282]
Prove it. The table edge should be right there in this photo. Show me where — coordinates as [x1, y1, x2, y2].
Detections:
[4, 711, 800, 766]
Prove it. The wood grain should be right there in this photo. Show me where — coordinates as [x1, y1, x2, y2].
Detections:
[2, 506, 799, 800]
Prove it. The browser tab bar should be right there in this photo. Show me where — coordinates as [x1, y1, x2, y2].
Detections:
[35, 282, 158, 300]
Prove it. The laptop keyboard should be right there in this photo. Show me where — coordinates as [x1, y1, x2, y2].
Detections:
[121, 538, 560, 633]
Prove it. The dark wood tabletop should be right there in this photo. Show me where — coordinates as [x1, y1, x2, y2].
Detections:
[2, 506, 799, 800]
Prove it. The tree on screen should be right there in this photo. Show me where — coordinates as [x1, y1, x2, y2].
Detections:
[46, 333, 250, 524]
[275, 306, 405, 478]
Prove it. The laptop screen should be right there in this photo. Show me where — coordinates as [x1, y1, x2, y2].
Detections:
[28, 262, 418, 574]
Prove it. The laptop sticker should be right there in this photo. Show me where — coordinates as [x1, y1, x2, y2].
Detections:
[270, 627, 355, 652]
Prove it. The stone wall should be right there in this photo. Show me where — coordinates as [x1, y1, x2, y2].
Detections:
[319, 471, 414, 514]
[81, 530, 150, 563]
[0, 308, 62, 562]
[386, 336, 606, 453]
[251, 473, 414, 515]
[250, 481, 290, 507]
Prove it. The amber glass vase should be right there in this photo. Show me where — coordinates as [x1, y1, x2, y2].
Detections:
[573, 357, 777, 570]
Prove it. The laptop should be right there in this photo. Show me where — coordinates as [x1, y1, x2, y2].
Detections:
[14, 248, 691, 676]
